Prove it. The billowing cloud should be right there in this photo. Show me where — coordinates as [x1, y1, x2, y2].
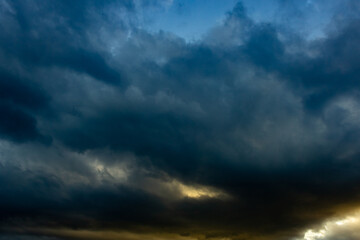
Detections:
[1, 0, 360, 239]
[293, 210, 360, 240]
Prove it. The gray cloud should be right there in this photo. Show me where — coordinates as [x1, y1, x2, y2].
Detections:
[1, 1, 360, 240]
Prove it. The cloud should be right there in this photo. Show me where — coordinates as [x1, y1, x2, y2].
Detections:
[1, 1, 360, 240]
[0, 70, 49, 143]
[293, 210, 360, 240]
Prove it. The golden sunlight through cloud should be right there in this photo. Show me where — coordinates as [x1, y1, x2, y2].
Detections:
[175, 180, 227, 199]
[299, 210, 360, 240]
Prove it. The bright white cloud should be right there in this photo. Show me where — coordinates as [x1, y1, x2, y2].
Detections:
[299, 210, 360, 240]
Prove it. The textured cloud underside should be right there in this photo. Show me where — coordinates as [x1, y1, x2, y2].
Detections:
[1, 1, 360, 240]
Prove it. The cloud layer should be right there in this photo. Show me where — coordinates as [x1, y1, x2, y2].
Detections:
[1, 0, 360, 239]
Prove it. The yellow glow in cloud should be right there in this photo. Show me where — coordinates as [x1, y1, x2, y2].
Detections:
[176, 181, 225, 199]
[300, 211, 360, 240]
[132, 176, 231, 201]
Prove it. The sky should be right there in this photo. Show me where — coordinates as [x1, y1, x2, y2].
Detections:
[0, 0, 360, 240]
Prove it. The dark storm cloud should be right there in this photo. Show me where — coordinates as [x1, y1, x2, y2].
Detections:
[0, 70, 47, 110]
[0, 0, 125, 85]
[255, 18, 360, 112]
[0, 68, 49, 142]
[1, 0, 360, 240]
